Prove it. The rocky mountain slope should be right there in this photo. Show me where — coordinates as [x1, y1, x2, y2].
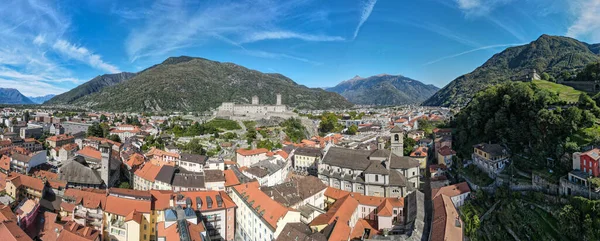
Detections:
[28, 94, 56, 104]
[326, 74, 439, 105]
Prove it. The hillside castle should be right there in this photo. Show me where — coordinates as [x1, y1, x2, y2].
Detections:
[216, 93, 296, 119]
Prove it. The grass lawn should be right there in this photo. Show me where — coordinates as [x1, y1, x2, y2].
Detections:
[205, 118, 242, 131]
[461, 165, 494, 186]
[532, 79, 583, 103]
[571, 124, 600, 146]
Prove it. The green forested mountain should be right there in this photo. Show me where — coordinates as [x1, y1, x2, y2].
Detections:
[56, 56, 352, 112]
[326, 74, 439, 105]
[45, 72, 136, 105]
[424, 35, 600, 107]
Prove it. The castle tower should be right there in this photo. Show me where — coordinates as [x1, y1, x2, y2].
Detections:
[276, 93, 282, 105]
[390, 126, 404, 157]
[100, 142, 113, 188]
[252, 96, 259, 105]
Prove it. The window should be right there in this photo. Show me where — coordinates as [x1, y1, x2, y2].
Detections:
[394, 210, 398, 215]
[144, 224, 147, 230]
[375, 175, 379, 182]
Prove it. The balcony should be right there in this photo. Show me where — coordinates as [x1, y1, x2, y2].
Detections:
[110, 219, 126, 229]
[110, 227, 126, 237]
[87, 212, 103, 219]
[74, 211, 87, 218]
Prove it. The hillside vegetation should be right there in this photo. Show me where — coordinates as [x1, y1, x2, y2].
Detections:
[60, 56, 352, 112]
[424, 35, 600, 107]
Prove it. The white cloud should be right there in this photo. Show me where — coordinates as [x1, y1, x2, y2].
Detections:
[353, 0, 377, 40]
[242, 31, 344, 43]
[566, 0, 600, 43]
[423, 43, 525, 65]
[0, 0, 112, 96]
[33, 34, 45, 45]
[52, 39, 121, 73]
[454, 0, 512, 17]
[122, 0, 356, 62]
[241, 49, 322, 66]
[457, 0, 481, 10]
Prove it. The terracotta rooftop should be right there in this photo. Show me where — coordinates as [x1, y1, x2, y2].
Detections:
[0, 220, 32, 241]
[432, 182, 471, 199]
[58, 221, 100, 241]
[46, 134, 73, 142]
[7, 173, 45, 191]
[76, 146, 101, 160]
[233, 182, 291, 230]
[134, 163, 163, 182]
[63, 189, 107, 210]
[431, 195, 463, 241]
[438, 146, 456, 156]
[104, 195, 151, 216]
[223, 169, 240, 187]
[150, 190, 174, 211]
[236, 148, 269, 156]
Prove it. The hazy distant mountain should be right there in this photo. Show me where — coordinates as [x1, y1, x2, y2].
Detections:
[0, 88, 34, 104]
[53, 56, 353, 112]
[45, 72, 136, 105]
[326, 74, 439, 105]
[28, 94, 56, 104]
[423, 35, 600, 107]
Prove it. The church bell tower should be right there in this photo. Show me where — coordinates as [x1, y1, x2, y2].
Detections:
[390, 126, 404, 156]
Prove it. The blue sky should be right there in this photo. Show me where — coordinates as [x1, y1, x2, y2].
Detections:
[1, 0, 599, 97]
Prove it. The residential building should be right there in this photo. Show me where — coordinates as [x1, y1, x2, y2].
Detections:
[20, 126, 43, 139]
[22, 138, 43, 152]
[410, 146, 428, 170]
[179, 153, 208, 173]
[472, 143, 509, 178]
[243, 157, 289, 187]
[572, 148, 600, 177]
[176, 191, 237, 241]
[230, 182, 301, 241]
[50, 123, 65, 136]
[109, 125, 141, 141]
[5, 173, 45, 201]
[437, 146, 456, 167]
[0, 219, 33, 241]
[46, 134, 75, 148]
[62, 189, 107, 230]
[434, 136, 452, 152]
[293, 147, 321, 173]
[103, 190, 153, 241]
[261, 176, 327, 224]
[58, 221, 102, 241]
[9, 151, 47, 174]
[431, 182, 471, 208]
[430, 195, 463, 241]
[14, 198, 39, 231]
[145, 148, 180, 164]
[156, 207, 208, 241]
[236, 148, 269, 167]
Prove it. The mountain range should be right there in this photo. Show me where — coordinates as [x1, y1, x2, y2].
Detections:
[27, 94, 56, 104]
[0, 88, 35, 105]
[45, 72, 136, 105]
[45, 57, 353, 112]
[326, 74, 439, 105]
[423, 35, 600, 107]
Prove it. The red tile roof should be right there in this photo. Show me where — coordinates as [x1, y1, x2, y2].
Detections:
[7, 173, 45, 191]
[431, 195, 463, 241]
[437, 146, 456, 156]
[233, 182, 290, 230]
[432, 182, 471, 199]
[58, 221, 100, 241]
[223, 169, 240, 187]
[236, 148, 269, 156]
[104, 195, 151, 216]
[63, 189, 107, 210]
[134, 163, 163, 182]
[46, 134, 73, 142]
[150, 190, 174, 211]
[126, 153, 145, 168]
[76, 146, 101, 160]
[177, 191, 236, 212]
[0, 220, 32, 241]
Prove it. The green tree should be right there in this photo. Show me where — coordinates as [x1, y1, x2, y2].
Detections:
[181, 139, 206, 155]
[319, 112, 342, 135]
[108, 134, 122, 143]
[100, 114, 108, 121]
[403, 137, 417, 156]
[346, 125, 358, 135]
[87, 123, 103, 137]
[23, 111, 30, 122]
[541, 72, 550, 81]
[118, 182, 131, 189]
